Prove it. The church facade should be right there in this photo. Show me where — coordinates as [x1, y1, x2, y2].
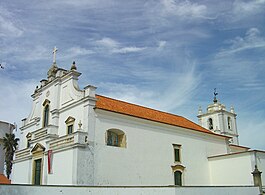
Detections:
[12, 56, 265, 187]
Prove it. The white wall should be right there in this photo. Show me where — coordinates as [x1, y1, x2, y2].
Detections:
[209, 152, 253, 185]
[93, 110, 228, 186]
[12, 160, 32, 184]
[46, 149, 74, 185]
[0, 185, 259, 195]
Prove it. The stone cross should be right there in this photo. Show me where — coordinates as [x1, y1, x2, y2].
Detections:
[52, 46, 58, 63]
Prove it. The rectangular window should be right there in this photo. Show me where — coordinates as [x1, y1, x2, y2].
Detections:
[67, 124, 73, 134]
[173, 144, 181, 162]
[34, 159, 42, 185]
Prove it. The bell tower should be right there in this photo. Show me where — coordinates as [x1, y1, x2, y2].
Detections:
[197, 89, 239, 145]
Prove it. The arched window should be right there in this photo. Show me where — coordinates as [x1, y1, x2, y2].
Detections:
[42, 99, 50, 128]
[227, 117, 232, 129]
[106, 129, 126, 148]
[174, 171, 182, 186]
[208, 118, 213, 130]
[43, 105, 49, 127]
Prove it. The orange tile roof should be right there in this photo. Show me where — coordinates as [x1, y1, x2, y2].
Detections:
[95, 95, 222, 137]
[0, 174, 11, 184]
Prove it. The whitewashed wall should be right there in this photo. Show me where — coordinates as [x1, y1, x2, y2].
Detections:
[0, 185, 260, 195]
[12, 160, 32, 184]
[46, 149, 74, 185]
[93, 110, 228, 186]
[209, 152, 254, 185]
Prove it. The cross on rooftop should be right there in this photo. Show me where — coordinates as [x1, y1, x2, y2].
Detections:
[52, 46, 58, 63]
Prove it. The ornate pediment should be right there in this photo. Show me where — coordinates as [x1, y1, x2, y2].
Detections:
[42, 99, 50, 106]
[31, 143, 46, 154]
[65, 116, 75, 124]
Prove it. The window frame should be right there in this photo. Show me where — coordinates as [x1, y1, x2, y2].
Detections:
[174, 170, 182, 186]
[106, 129, 126, 148]
[173, 144, 181, 163]
[43, 105, 49, 127]
[208, 118, 213, 130]
[42, 99, 50, 128]
[227, 116, 232, 130]
[67, 124, 73, 134]
[65, 116, 75, 135]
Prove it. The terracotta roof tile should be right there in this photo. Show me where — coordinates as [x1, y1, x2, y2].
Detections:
[0, 174, 11, 184]
[95, 95, 219, 136]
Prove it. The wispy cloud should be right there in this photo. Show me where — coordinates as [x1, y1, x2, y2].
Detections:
[157, 41, 167, 50]
[217, 28, 265, 56]
[94, 37, 146, 54]
[209, 28, 265, 95]
[160, 0, 211, 20]
[61, 46, 94, 60]
[99, 59, 201, 113]
[233, 0, 265, 15]
[0, 75, 36, 125]
[0, 6, 23, 37]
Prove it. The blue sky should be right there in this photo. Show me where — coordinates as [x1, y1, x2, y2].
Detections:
[0, 0, 265, 149]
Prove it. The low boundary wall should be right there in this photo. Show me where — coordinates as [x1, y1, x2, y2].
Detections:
[0, 184, 260, 195]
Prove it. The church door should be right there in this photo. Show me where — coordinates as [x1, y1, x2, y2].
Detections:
[34, 159, 42, 185]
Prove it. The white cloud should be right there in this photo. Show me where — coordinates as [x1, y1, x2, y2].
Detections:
[96, 37, 119, 49]
[94, 37, 146, 54]
[115, 46, 146, 54]
[217, 28, 265, 56]
[98, 82, 156, 106]
[233, 0, 265, 15]
[62, 46, 94, 60]
[158, 41, 167, 49]
[161, 0, 208, 20]
[0, 6, 23, 37]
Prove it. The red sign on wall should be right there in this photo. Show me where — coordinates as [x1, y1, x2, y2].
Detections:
[48, 150, 53, 174]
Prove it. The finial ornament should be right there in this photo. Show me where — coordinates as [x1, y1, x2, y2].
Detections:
[71, 61, 77, 70]
[52, 46, 58, 64]
[78, 120, 82, 130]
[213, 88, 218, 103]
[198, 106, 203, 115]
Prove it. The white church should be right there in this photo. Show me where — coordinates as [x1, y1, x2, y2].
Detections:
[12, 49, 265, 187]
